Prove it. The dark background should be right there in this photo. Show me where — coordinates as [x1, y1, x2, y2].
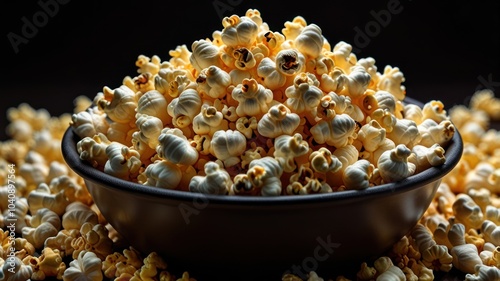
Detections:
[2, 0, 500, 141]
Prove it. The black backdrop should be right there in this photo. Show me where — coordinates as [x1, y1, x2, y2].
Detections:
[2, 0, 500, 140]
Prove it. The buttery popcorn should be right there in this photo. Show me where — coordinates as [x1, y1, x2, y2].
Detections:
[5, 5, 500, 280]
[2, 75, 500, 280]
[70, 9, 456, 196]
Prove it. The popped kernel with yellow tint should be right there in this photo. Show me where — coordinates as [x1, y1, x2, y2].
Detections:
[6, 52, 500, 281]
[68, 9, 459, 196]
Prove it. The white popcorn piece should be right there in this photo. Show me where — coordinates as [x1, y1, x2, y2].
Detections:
[189, 161, 232, 195]
[273, 133, 309, 173]
[142, 160, 182, 190]
[22, 208, 61, 249]
[62, 250, 103, 281]
[209, 129, 246, 167]
[377, 144, 416, 183]
[157, 128, 199, 166]
[257, 104, 300, 138]
[342, 159, 374, 190]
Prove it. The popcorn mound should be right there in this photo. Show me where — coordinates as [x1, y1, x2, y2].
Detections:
[2, 90, 500, 280]
[71, 9, 456, 196]
[3, 8, 500, 281]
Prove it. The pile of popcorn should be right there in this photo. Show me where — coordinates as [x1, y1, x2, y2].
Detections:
[2, 90, 500, 280]
[70, 9, 456, 196]
[2, 8, 500, 281]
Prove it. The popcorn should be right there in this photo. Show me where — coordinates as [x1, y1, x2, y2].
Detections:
[141, 160, 182, 190]
[273, 133, 309, 173]
[479, 242, 500, 267]
[235, 116, 257, 139]
[65, 9, 458, 195]
[190, 39, 224, 73]
[387, 118, 421, 148]
[1, 256, 33, 281]
[409, 144, 446, 174]
[257, 104, 301, 138]
[70, 109, 109, 139]
[22, 208, 61, 249]
[27, 183, 69, 216]
[342, 159, 374, 190]
[96, 85, 137, 125]
[61, 202, 99, 231]
[232, 78, 274, 117]
[286, 165, 325, 195]
[481, 220, 500, 247]
[157, 128, 199, 166]
[196, 65, 233, 99]
[73, 222, 113, 260]
[452, 194, 484, 229]
[189, 161, 232, 195]
[418, 119, 455, 148]
[465, 264, 500, 281]
[377, 65, 406, 102]
[340, 65, 371, 99]
[231, 156, 283, 196]
[310, 113, 357, 148]
[447, 223, 483, 274]
[6, 7, 500, 281]
[209, 129, 246, 167]
[136, 90, 171, 125]
[294, 23, 324, 60]
[410, 224, 453, 272]
[103, 142, 142, 181]
[26, 247, 66, 280]
[284, 72, 323, 116]
[167, 88, 202, 129]
[62, 250, 103, 281]
[45, 229, 80, 258]
[377, 144, 416, 183]
[469, 89, 500, 121]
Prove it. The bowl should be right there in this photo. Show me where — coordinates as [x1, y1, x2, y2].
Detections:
[61, 97, 463, 280]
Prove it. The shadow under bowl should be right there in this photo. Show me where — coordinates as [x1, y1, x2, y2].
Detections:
[61, 97, 463, 280]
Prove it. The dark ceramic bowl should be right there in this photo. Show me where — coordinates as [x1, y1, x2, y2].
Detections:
[61, 97, 463, 280]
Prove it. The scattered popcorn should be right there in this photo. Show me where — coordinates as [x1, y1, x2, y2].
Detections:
[1, 255, 33, 281]
[469, 89, 500, 121]
[447, 223, 483, 274]
[27, 182, 69, 216]
[465, 264, 500, 281]
[22, 208, 61, 249]
[62, 250, 103, 281]
[25, 247, 66, 280]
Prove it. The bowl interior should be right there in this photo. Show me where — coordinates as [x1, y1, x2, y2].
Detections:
[62, 97, 463, 206]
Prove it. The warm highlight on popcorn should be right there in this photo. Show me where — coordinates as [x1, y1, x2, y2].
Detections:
[70, 8, 455, 196]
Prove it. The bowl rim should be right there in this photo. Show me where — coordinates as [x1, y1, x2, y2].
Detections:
[61, 96, 463, 206]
